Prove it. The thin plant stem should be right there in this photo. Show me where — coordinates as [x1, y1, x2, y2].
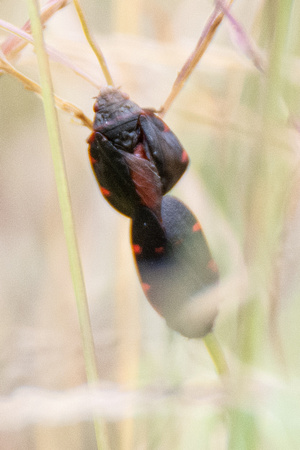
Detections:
[26, 0, 109, 448]
[160, 0, 234, 116]
[0, 18, 100, 89]
[0, 54, 93, 128]
[1, 0, 70, 57]
[73, 0, 114, 86]
[203, 333, 229, 376]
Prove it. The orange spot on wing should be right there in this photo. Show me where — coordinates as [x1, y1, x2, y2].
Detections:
[192, 222, 202, 232]
[207, 259, 218, 273]
[133, 244, 142, 255]
[155, 246, 164, 254]
[88, 131, 96, 144]
[142, 283, 151, 292]
[89, 155, 97, 165]
[181, 150, 189, 163]
[100, 187, 111, 197]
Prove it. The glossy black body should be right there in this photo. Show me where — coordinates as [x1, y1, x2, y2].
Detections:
[131, 196, 219, 338]
[88, 88, 188, 219]
[88, 88, 219, 338]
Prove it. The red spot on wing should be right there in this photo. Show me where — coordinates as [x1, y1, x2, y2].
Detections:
[100, 187, 111, 197]
[133, 244, 142, 255]
[88, 131, 96, 144]
[207, 259, 218, 273]
[142, 283, 151, 292]
[163, 123, 170, 132]
[181, 150, 189, 163]
[89, 154, 97, 165]
[155, 246, 164, 254]
[192, 222, 202, 232]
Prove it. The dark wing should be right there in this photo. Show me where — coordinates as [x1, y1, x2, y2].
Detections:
[89, 131, 163, 219]
[139, 112, 189, 194]
[131, 195, 219, 338]
[89, 131, 140, 218]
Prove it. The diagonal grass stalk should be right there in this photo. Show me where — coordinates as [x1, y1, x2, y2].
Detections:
[73, 0, 114, 86]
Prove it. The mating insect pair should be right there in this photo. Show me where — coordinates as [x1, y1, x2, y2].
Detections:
[88, 87, 219, 338]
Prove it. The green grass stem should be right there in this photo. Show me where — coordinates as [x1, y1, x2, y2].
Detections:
[26, 0, 109, 448]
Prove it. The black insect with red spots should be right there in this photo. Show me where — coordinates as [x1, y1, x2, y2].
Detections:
[88, 87, 219, 338]
[88, 88, 188, 219]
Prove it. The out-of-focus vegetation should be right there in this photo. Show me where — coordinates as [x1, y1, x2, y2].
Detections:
[1, 0, 300, 449]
